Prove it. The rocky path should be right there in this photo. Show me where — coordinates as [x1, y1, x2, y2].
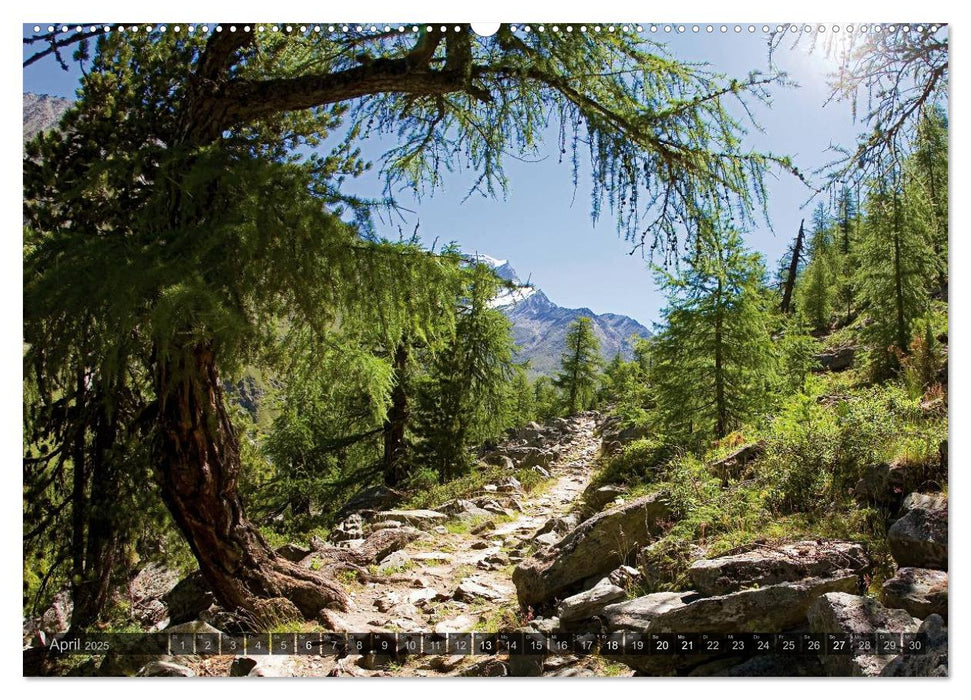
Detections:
[191, 415, 609, 677]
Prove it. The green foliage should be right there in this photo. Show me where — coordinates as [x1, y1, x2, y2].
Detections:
[505, 367, 537, 429]
[594, 438, 678, 487]
[411, 262, 518, 481]
[599, 341, 653, 426]
[855, 173, 937, 378]
[776, 320, 821, 394]
[532, 376, 561, 421]
[554, 316, 603, 415]
[650, 227, 778, 445]
[898, 313, 947, 398]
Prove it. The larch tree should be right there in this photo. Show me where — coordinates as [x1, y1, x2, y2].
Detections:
[651, 227, 777, 443]
[412, 261, 517, 481]
[23, 25, 797, 623]
[855, 169, 936, 377]
[554, 317, 603, 415]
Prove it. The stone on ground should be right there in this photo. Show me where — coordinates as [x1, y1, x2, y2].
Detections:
[887, 493, 947, 569]
[882, 567, 948, 620]
[557, 580, 626, 622]
[808, 592, 920, 676]
[687, 540, 869, 596]
[512, 492, 672, 606]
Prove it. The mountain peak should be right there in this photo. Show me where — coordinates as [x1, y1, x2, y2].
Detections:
[477, 254, 651, 376]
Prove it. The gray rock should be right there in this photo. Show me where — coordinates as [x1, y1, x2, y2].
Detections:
[710, 441, 765, 483]
[331, 513, 365, 542]
[880, 614, 948, 677]
[229, 657, 259, 676]
[135, 660, 195, 677]
[888, 493, 947, 569]
[639, 575, 859, 634]
[276, 542, 311, 562]
[460, 658, 508, 676]
[557, 581, 626, 622]
[471, 519, 495, 535]
[427, 654, 467, 672]
[854, 461, 942, 505]
[163, 573, 215, 626]
[454, 578, 506, 603]
[164, 620, 224, 635]
[513, 492, 672, 607]
[687, 540, 869, 596]
[23, 589, 73, 644]
[603, 591, 699, 631]
[611, 575, 858, 675]
[882, 567, 948, 620]
[374, 509, 447, 526]
[808, 592, 920, 676]
[359, 526, 422, 563]
[815, 346, 855, 372]
[582, 484, 628, 513]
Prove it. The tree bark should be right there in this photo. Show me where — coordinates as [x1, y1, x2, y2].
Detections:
[714, 279, 727, 438]
[383, 341, 411, 487]
[70, 397, 122, 631]
[780, 218, 805, 314]
[154, 342, 348, 619]
[892, 192, 908, 352]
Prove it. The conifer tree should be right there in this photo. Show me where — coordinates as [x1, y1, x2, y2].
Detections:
[796, 203, 837, 332]
[912, 106, 949, 290]
[412, 262, 517, 481]
[855, 170, 936, 377]
[506, 367, 537, 429]
[554, 317, 603, 415]
[651, 227, 777, 443]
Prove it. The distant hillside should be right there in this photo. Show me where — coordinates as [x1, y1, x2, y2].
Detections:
[23, 93, 71, 142]
[484, 257, 652, 377]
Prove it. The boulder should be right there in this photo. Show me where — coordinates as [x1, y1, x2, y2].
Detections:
[359, 526, 422, 563]
[454, 578, 507, 603]
[531, 466, 551, 479]
[887, 493, 947, 569]
[557, 580, 626, 622]
[128, 563, 180, 628]
[164, 620, 224, 635]
[375, 509, 447, 527]
[639, 574, 858, 634]
[606, 564, 641, 590]
[687, 540, 869, 596]
[460, 658, 508, 677]
[440, 499, 493, 520]
[882, 567, 948, 620]
[808, 592, 920, 676]
[229, 657, 259, 676]
[135, 660, 195, 677]
[880, 614, 948, 677]
[610, 574, 858, 675]
[22, 589, 73, 645]
[603, 591, 699, 631]
[334, 485, 402, 521]
[513, 492, 672, 607]
[582, 484, 628, 513]
[815, 346, 855, 372]
[854, 461, 942, 505]
[163, 572, 215, 625]
[276, 543, 311, 562]
[710, 441, 765, 483]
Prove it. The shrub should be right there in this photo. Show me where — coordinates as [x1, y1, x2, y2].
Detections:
[594, 438, 678, 486]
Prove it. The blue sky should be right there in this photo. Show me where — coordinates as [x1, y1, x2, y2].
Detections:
[23, 26, 865, 326]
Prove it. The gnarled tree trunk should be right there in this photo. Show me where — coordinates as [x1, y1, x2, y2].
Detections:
[154, 341, 348, 620]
